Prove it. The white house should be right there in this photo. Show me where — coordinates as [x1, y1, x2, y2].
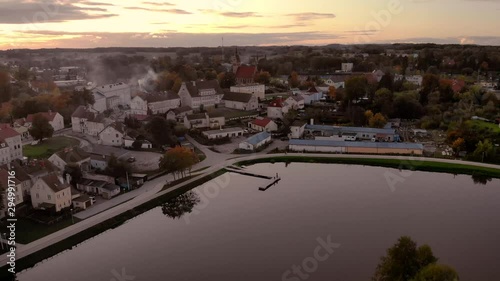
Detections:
[48, 147, 91, 172]
[145, 91, 181, 114]
[290, 121, 307, 139]
[299, 87, 324, 105]
[184, 112, 226, 129]
[222, 92, 258, 111]
[71, 106, 106, 136]
[77, 175, 120, 200]
[98, 122, 126, 146]
[130, 95, 148, 115]
[0, 127, 22, 161]
[91, 83, 132, 113]
[267, 98, 289, 120]
[239, 131, 272, 151]
[30, 173, 72, 213]
[248, 117, 278, 132]
[230, 84, 265, 100]
[90, 153, 111, 170]
[26, 111, 65, 131]
[0, 169, 24, 219]
[123, 137, 153, 149]
[166, 106, 193, 122]
[178, 80, 224, 110]
[284, 95, 305, 110]
[202, 127, 245, 140]
[341, 63, 354, 73]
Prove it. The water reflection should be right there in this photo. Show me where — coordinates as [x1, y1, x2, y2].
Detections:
[161, 191, 200, 219]
[472, 174, 493, 185]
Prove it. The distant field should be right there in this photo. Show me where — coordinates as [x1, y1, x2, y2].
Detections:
[470, 120, 500, 133]
[23, 136, 80, 159]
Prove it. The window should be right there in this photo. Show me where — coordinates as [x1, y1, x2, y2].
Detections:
[36, 193, 39, 199]
[48, 195, 51, 200]
[116, 134, 119, 138]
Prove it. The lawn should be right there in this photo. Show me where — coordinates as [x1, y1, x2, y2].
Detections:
[23, 136, 80, 159]
[470, 120, 500, 133]
[0, 216, 81, 244]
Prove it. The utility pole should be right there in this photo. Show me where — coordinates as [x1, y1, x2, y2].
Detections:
[126, 171, 130, 191]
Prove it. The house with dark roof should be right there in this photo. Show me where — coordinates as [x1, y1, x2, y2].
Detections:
[267, 98, 289, 120]
[71, 106, 106, 136]
[239, 131, 272, 151]
[234, 65, 257, 84]
[131, 91, 181, 115]
[166, 106, 193, 122]
[222, 91, 258, 111]
[248, 117, 278, 132]
[77, 174, 120, 199]
[30, 173, 72, 213]
[48, 147, 91, 172]
[26, 111, 64, 131]
[183, 112, 226, 129]
[178, 80, 224, 110]
[299, 87, 324, 105]
[98, 122, 126, 147]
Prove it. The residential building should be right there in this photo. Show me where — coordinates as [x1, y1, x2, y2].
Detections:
[248, 117, 278, 132]
[178, 80, 224, 110]
[98, 122, 126, 146]
[299, 87, 324, 105]
[130, 95, 148, 115]
[131, 92, 181, 115]
[202, 127, 245, 140]
[289, 139, 423, 155]
[304, 125, 399, 142]
[0, 126, 22, 161]
[239, 131, 272, 151]
[290, 121, 307, 139]
[91, 83, 132, 113]
[324, 75, 347, 89]
[372, 70, 385, 82]
[341, 63, 354, 73]
[284, 95, 305, 110]
[71, 106, 106, 136]
[0, 140, 10, 165]
[230, 84, 265, 100]
[123, 136, 153, 149]
[90, 153, 111, 170]
[395, 75, 423, 86]
[26, 111, 65, 131]
[166, 106, 193, 122]
[222, 92, 258, 111]
[0, 170, 24, 219]
[267, 98, 289, 120]
[183, 112, 225, 129]
[48, 147, 91, 172]
[77, 175, 120, 199]
[30, 173, 72, 213]
[234, 65, 257, 84]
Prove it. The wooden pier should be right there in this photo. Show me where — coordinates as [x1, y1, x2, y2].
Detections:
[225, 167, 281, 191]
[258, 178, 281, 191]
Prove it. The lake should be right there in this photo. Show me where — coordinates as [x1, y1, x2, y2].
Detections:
[18, 163, 500, 281]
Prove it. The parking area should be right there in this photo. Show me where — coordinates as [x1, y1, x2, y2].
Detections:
[212, 136, 289, 154]
[91, 145, 162, 172]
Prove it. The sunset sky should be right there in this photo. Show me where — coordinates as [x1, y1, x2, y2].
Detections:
[0, 0, 499, 49]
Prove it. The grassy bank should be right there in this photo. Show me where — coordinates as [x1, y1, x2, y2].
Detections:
[23, 136, 80, 159]
[0, 169, 227, 280]
[237, 156, 500, 179]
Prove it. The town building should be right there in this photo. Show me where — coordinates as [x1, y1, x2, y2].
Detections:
[267, 98, 289, 120]
[77, 174, 120, 199]
[202, 127, 245, 140]
[299, 87, 324, 105]
[131, 92, 181, 115]
[91, 83, 132, 113]
[48, 147, 91, 172]
[0, 169, 24, 218]
[166, 106, 193, 122]
[341, 63, 354, 73]
[248, 117, 278, 132]
[222, 92, 258, 111]
[239, 131, 272, 151]
[284, 95, 305, 110]
[71, 106, 106, 136]
[98, 122, 126, 146]
[303, 125, 399, 142]
[230, 84, 265, 100]
[290, 121, 307, 139]
[234, 65, 257, 84]
[0, 126, 22, 162]
[30, 173, 72, 213]
[183, 112, 226, 129]
[178, 80, 225, 110]
[288, 139, 423, 155]
[26, 111, 65, 131]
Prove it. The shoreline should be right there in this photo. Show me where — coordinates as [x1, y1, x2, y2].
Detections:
[2, 154, 500, 279]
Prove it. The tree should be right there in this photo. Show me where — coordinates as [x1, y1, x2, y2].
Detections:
[0, 71, 12, 103]
[369, 113, 388, 128]
[373, 88, 394, 116]
[146, 116, 177, 147]
[472, 139, 495, 162]
[373, 237, 440, 281]
[28, 113, 54, 142]
[254, 71, 271, 85]
[64, 164, 82, 186]
[289, 71, 300, 88]
[345, 75, 368, 102]
[132, 140, 142, 150]
[412, 264, 459, 281]
[104, 154, 131, 178]
[159, 146, 199, 179]
[451, 138, 465, 154]
[161, 191, 200, 219]
[378, 72, 394, 91]
[392, 93, 424, 119]
[219, 72, 236, 88]
[328, 86, 337, 99]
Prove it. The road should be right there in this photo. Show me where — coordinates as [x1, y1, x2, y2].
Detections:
[5, 137, 500, 268]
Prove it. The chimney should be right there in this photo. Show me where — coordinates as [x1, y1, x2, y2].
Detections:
[310, 118, 314, 126]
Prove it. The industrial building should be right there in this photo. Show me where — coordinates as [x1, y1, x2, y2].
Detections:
[289, 139, 423, 155]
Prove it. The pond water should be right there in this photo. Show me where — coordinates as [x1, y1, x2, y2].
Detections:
[18, 163, 500, 281]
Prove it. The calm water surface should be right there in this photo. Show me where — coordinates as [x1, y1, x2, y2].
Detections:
[18, 163, 500, 281]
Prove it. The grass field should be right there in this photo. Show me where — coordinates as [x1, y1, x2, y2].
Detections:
[0, 216, 81, 244]
[470, 120, 500, 133]
[237, 156, 500, 179]
[23, 136, 80, 159]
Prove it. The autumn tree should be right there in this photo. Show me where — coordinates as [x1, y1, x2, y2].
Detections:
[159, 146, 199, 179]
[345, 75, 368, 102]
[451, 137, 465, 154]
[28, 113, 54, 142]
[369, 113, 388, 128]
[146, 116, 178, 147]
[218, 72, 236, 88]
[254, 71, 271, 84]
[289, 71, 300, 88]
[161, 191, 200, 219]
[412, 264, 459, 281]
[328, 86, 336, 99]
[0, 71, 12, 103]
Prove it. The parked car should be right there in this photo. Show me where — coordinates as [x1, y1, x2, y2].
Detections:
[127, 157, 136, 163]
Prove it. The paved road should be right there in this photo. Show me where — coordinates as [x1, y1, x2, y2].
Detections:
[3, 146, 500, 267]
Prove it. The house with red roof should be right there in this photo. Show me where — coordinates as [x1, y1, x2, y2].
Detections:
[234, 65, 257, 84]
[0, 126, 22, 163]
[267, 98, 289, 120]
[26, 111, 65, 131]
[248, 117, 278, 132]
[298, 87, 324, 105]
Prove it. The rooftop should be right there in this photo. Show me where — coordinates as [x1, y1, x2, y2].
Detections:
[0, 126, 20, 141]
[222, 91, 254, 103]
[41, 173, 70, 192]
[305, 124, 396, 135]
[243, 131, 271, 146]
[289, 139, 424, 150]
[184, 80, 224, 98]
[251, 117, 273, 128]
[26, 111, 59, 122]
[203, 127, 244, 136]
[235, 65, 257, 80]
[55, 147, 91, 163]
[71, 106, 105, 123]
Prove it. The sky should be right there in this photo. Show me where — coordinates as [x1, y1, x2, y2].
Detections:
[0, 0, 499, 50]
